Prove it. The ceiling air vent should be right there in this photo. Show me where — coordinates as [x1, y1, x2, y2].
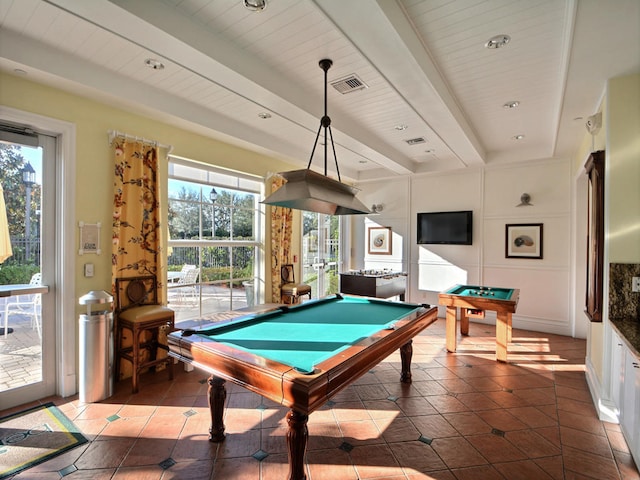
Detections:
[331, 74, 368, 94]
[405, 137, 426, 145]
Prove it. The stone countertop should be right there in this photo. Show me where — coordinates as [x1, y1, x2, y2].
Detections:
[610, 317, 640, 359]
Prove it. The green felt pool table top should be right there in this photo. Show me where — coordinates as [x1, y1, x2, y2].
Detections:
[443, 284, 516, 301]
[183, 294, 426, 373]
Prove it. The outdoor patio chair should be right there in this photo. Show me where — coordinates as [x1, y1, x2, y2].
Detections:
[176, 267, 200, 304]
[168, 264, 195, 284]
[3, 273, 42, 339]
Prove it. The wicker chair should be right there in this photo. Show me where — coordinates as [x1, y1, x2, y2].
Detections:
[114, 275, 175, 393]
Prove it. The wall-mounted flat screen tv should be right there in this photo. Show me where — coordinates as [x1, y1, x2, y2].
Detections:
[417, 210, 473, 245]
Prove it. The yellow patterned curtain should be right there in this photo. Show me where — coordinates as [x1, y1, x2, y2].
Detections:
[269, 175, 292, 303]
[111, 139, 165, 294]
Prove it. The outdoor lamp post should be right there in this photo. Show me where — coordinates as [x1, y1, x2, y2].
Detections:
[209, 187, 218, 238]
[22, 162, 36, 261]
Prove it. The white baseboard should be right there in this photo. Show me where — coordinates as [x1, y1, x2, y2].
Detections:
[585, 356, 619, 424]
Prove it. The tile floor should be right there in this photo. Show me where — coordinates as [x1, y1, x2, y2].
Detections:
[2, 318, 639, 480]
[0, 288, 253, 392]
[0, 315, 42, 391]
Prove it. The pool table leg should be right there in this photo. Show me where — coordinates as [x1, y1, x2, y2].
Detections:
[400, 340, 413, 383]
[460, 308, 470, 336]
[286, 409, 309, 480]
[495, 313, 511, 362]
[208, 375, 226, 442]
[445, 306, 457, 353]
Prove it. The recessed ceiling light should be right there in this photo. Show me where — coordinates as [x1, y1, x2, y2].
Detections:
[144, 58, 165, 70]
[358, 160, 368, 164]
[425, 149, 435, 154]
[13, 68, 27, 75]
[503, 101, 520, 109]
[394, 124, 408, 131]
[258, 112, 272, 119]
[573, 116, 584, 121]
[243, 0, 267, 11]
[485, 34, 511, 49]
[512, 134, 525, 140]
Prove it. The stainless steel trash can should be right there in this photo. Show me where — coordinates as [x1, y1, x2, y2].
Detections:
[243, 281, 255, 308]
[79, 290, 114, 403]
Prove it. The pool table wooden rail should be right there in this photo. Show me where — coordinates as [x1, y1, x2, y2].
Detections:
[438, 290, 519, 312]
[168, 303, 438, 415]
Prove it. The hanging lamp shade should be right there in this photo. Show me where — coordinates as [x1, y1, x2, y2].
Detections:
[264, 169, 371, 215]
[262, 59, 371, 215]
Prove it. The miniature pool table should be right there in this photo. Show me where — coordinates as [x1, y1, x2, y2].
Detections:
[438, 284, 520, 362]
[168, 294, 437, 480]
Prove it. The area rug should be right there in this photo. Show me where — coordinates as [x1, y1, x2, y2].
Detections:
[0, 402, 88, 479]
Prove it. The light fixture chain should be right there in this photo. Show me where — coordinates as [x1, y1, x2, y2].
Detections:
[307, 123, 323, 170]
[305, 59, 342, 182]
[323, 61, 329, 176]
[328, 126, 341, 182]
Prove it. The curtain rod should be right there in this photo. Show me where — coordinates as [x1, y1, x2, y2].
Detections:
[108, 130, 174, 153]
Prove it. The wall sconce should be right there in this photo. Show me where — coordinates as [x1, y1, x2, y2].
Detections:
[371, 204, 384, 213]
[516, 193, 533, 207]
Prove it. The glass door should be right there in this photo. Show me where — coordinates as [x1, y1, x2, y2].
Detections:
[0, 133, 56, 404]
[302, 212, 340, 298]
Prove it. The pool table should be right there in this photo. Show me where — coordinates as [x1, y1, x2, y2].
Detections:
[438, 284, 519, 362]
[168, 294, 437, 480]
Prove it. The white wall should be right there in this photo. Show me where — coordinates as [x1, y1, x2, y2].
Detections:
[355, 157, 579, 337]
[573, 173, 589, 340]
[581, 73, 640, 424]
[411, 169, 483, 306]
[360, 177, 411, 273]
[606, 74, 640, 264]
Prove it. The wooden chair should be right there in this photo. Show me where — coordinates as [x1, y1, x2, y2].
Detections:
[280, 264, 311, 304]
[114, 275, 175, 393]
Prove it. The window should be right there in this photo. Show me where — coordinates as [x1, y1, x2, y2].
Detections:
[167, 158, 264, 326]
[302, 212, 341, 298]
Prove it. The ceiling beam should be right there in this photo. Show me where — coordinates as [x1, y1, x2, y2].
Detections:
[315, 0, 486, 169]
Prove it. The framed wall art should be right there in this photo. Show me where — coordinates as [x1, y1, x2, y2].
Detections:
[368, 226, 392, 255]
[505, 223, 543, 259]
[79, 221, 101, 255]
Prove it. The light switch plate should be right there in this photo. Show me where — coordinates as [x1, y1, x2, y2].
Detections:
[632, 276, 640, 293]
[84, 263, 94, 278]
